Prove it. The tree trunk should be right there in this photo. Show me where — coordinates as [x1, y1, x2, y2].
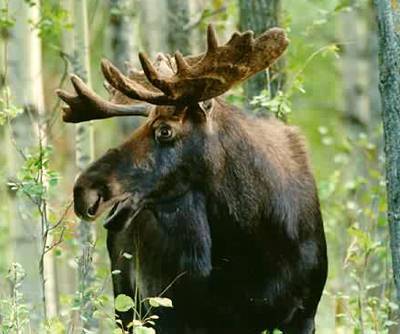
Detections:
[109, 0, 139, 135]
[239, 0, 283, 105]
[166, 0, 190, 54]
[374, 0, 400, 302]
[109, 0, 135, 71]
[7, 0, 58, 323]
[139, 0, 167, 56]
[69, 0, 97, 330]
[340, 4, 371, 133]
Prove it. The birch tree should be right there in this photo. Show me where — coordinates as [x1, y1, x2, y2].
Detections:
[109, 0, 135, 71]
[239, 0, 283, 103]
[7, 0, 58, 322]
[166, 0, 190, 54]
[373, 0, 400, 302]
[64, 0, 96, 329]
[140, 0, 167, 55]
[109, 0, 138, 134]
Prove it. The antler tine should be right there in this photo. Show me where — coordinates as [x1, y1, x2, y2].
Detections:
[101, 58, 175, 105]
[207, 24, 219, 52]
[56, 74, 149, 123]
[174, 51, 190, 74]
[138, 53, 175, 95]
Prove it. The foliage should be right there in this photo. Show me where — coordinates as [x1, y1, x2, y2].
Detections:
[0, 87, 23, 125]
[112, 293, 172, 333]
[31, 0, 72, 48]
[317, 126, 397, 332]
[7, 146, 59, 204]
[250, 89, 292, 120]
[0, 263, 30, 333]
[0, 6, 15, 31]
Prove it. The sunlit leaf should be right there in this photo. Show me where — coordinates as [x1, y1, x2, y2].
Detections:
[115, 294, 134, 312]
[147, 297, 173, 308]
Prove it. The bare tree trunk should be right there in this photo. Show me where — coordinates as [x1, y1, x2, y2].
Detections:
[109, 0, 139, 135]
[239, 0, 283, 104]
[366, 4, 382, 129]
[140, 0, 167, 56]
[69, 0, 97, 330]
[109, 0, 135, 70]
[340, 2, 377, 133]
[166, 0, 190, 54]
[239, 0, 285, 101]
[374, 0, 400, 303]
[7, 0, 58, 323]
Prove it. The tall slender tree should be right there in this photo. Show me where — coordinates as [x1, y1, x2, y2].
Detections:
[374, 0, 400, 302]
[7, 0, 41, 321]
[166, 0, 191, 54]
[109, 0, 135, 71]
[340, 2, 380, 134]
[109, 0, 138, 134]
[140, 0, 167, 55]
[339, 3, 382, 183]
[7, 0, 58, 322]
[239, 0, 283, 104]
[65, 0, 96, 330]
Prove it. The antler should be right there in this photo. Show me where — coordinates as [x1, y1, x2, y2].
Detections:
[102, 24, 289, 105]
[56, 75, 149, 123]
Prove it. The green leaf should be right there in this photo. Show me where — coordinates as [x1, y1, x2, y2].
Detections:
[122, 252, 133, 260]
[115, 294, 134, 312]
[147, 297, 173, 308]
[128, 319, 143, 328]
[134, 326, 156, 334]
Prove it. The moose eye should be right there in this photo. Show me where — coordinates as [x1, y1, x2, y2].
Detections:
[155, 125, 174, 142]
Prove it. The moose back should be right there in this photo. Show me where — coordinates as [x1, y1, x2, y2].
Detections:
[57, 25, 328, 334]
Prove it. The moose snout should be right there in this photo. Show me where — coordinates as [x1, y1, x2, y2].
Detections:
[72, 148, 126, 221]
[73, 185, 105, 221]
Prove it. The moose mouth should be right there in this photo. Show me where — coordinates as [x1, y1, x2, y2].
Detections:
[103, 195, 143, 230]
[102, 186, 191, 231]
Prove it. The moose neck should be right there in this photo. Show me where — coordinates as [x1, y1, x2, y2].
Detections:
[204, 102, 282, 229]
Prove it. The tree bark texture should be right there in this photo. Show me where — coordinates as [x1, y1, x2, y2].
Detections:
[340, 2, 381, 134]
[109, 0, 138, 134]
[239, 0, 283, 103]
[8, 0, 58, 322]
[70, 0, 97, 330]
[140, 0, 168, 56]
[109, 0, 135, 71]
[166, 0, 191, 54]
[374, 0, 400, 302]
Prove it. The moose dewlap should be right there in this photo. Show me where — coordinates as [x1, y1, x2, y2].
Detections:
[57, 24, 327, 334]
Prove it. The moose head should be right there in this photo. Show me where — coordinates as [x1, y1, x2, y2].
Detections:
[57, 25, 289, 227]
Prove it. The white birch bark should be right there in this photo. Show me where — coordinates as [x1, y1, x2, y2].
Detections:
[70, 0, 96, 330]
[7, 0, 58, 322]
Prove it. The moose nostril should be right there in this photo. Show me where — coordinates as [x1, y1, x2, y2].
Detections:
[87, 195, 102, 218]
[73, 185, 104, 220]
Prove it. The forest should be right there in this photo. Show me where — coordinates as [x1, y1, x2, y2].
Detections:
[1, 0, 400, 333]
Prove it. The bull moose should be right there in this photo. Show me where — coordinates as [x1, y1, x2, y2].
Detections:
[57, 25, 328, 334]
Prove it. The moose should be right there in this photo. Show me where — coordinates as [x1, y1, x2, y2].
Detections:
[57, 25, 328, 334]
